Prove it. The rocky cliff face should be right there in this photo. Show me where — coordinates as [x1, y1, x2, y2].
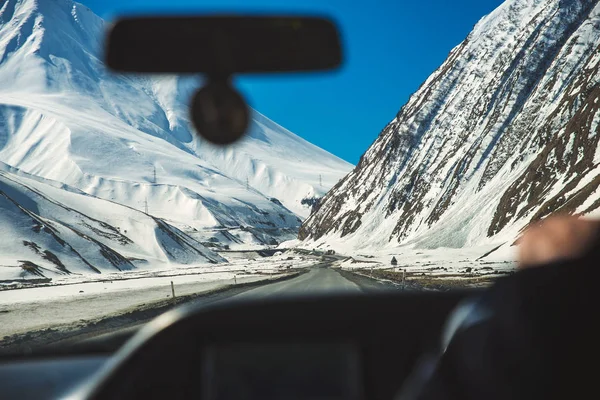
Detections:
[300, 0, 600, 250]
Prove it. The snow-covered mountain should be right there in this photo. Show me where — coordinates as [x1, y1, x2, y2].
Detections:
[300, 0, 600, 252]
[0, 0, 351, 280]
[0, 161, 225, 281]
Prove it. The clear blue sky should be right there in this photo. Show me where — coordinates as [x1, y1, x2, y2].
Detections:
[81, 0, 504, 164]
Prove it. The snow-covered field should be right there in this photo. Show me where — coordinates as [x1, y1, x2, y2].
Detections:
[0, 251, 315, 296]
[0, 250, 317, 338]
[0, 274, 261, 338]
[283, 238, 518, 288]
[338, 247, 515, 276]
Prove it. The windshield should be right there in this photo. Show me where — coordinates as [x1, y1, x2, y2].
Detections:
[2, 0, 597, 355]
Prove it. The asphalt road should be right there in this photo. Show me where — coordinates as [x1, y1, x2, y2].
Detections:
[232, 267, 362, 300]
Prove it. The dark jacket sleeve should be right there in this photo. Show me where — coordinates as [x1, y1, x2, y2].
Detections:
[397, 247, 600, 400]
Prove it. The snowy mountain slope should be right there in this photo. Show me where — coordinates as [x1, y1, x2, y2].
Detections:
[0, 0, 352, 252]
[198, 110, 354, 219]
[300, 0, 600, 251]
[0, 99, 303, 241]
[0, 161, 225, 282]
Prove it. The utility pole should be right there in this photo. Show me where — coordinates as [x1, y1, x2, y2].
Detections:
[153, 165, 157, 184]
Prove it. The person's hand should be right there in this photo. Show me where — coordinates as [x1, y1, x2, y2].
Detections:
[518, 215, 599, 269]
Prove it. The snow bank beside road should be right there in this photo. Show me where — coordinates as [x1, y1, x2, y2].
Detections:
[0, 252, 318, 337]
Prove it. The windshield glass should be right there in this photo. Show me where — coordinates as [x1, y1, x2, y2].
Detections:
[2, 0, 597, 355]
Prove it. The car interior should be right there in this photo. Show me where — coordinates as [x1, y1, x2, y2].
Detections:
[0, 7, 595, 400]
[0, 15, 476, 400]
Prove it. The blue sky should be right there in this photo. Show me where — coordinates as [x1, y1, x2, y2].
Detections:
[82, 0, 504, 164]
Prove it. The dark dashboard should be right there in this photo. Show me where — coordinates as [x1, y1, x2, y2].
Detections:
[0, 290, 474, 400]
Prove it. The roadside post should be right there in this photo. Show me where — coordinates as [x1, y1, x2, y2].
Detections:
[171, 281, 176, 302]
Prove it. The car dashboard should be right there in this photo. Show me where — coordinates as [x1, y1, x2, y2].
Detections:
[0, 290, 475, 400]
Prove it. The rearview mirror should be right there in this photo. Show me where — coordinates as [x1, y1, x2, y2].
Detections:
[105, 15, 343, 145]
[106, 16, 342, 75]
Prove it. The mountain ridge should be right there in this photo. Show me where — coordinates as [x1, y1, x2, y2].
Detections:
[299, 0, 600, 252]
